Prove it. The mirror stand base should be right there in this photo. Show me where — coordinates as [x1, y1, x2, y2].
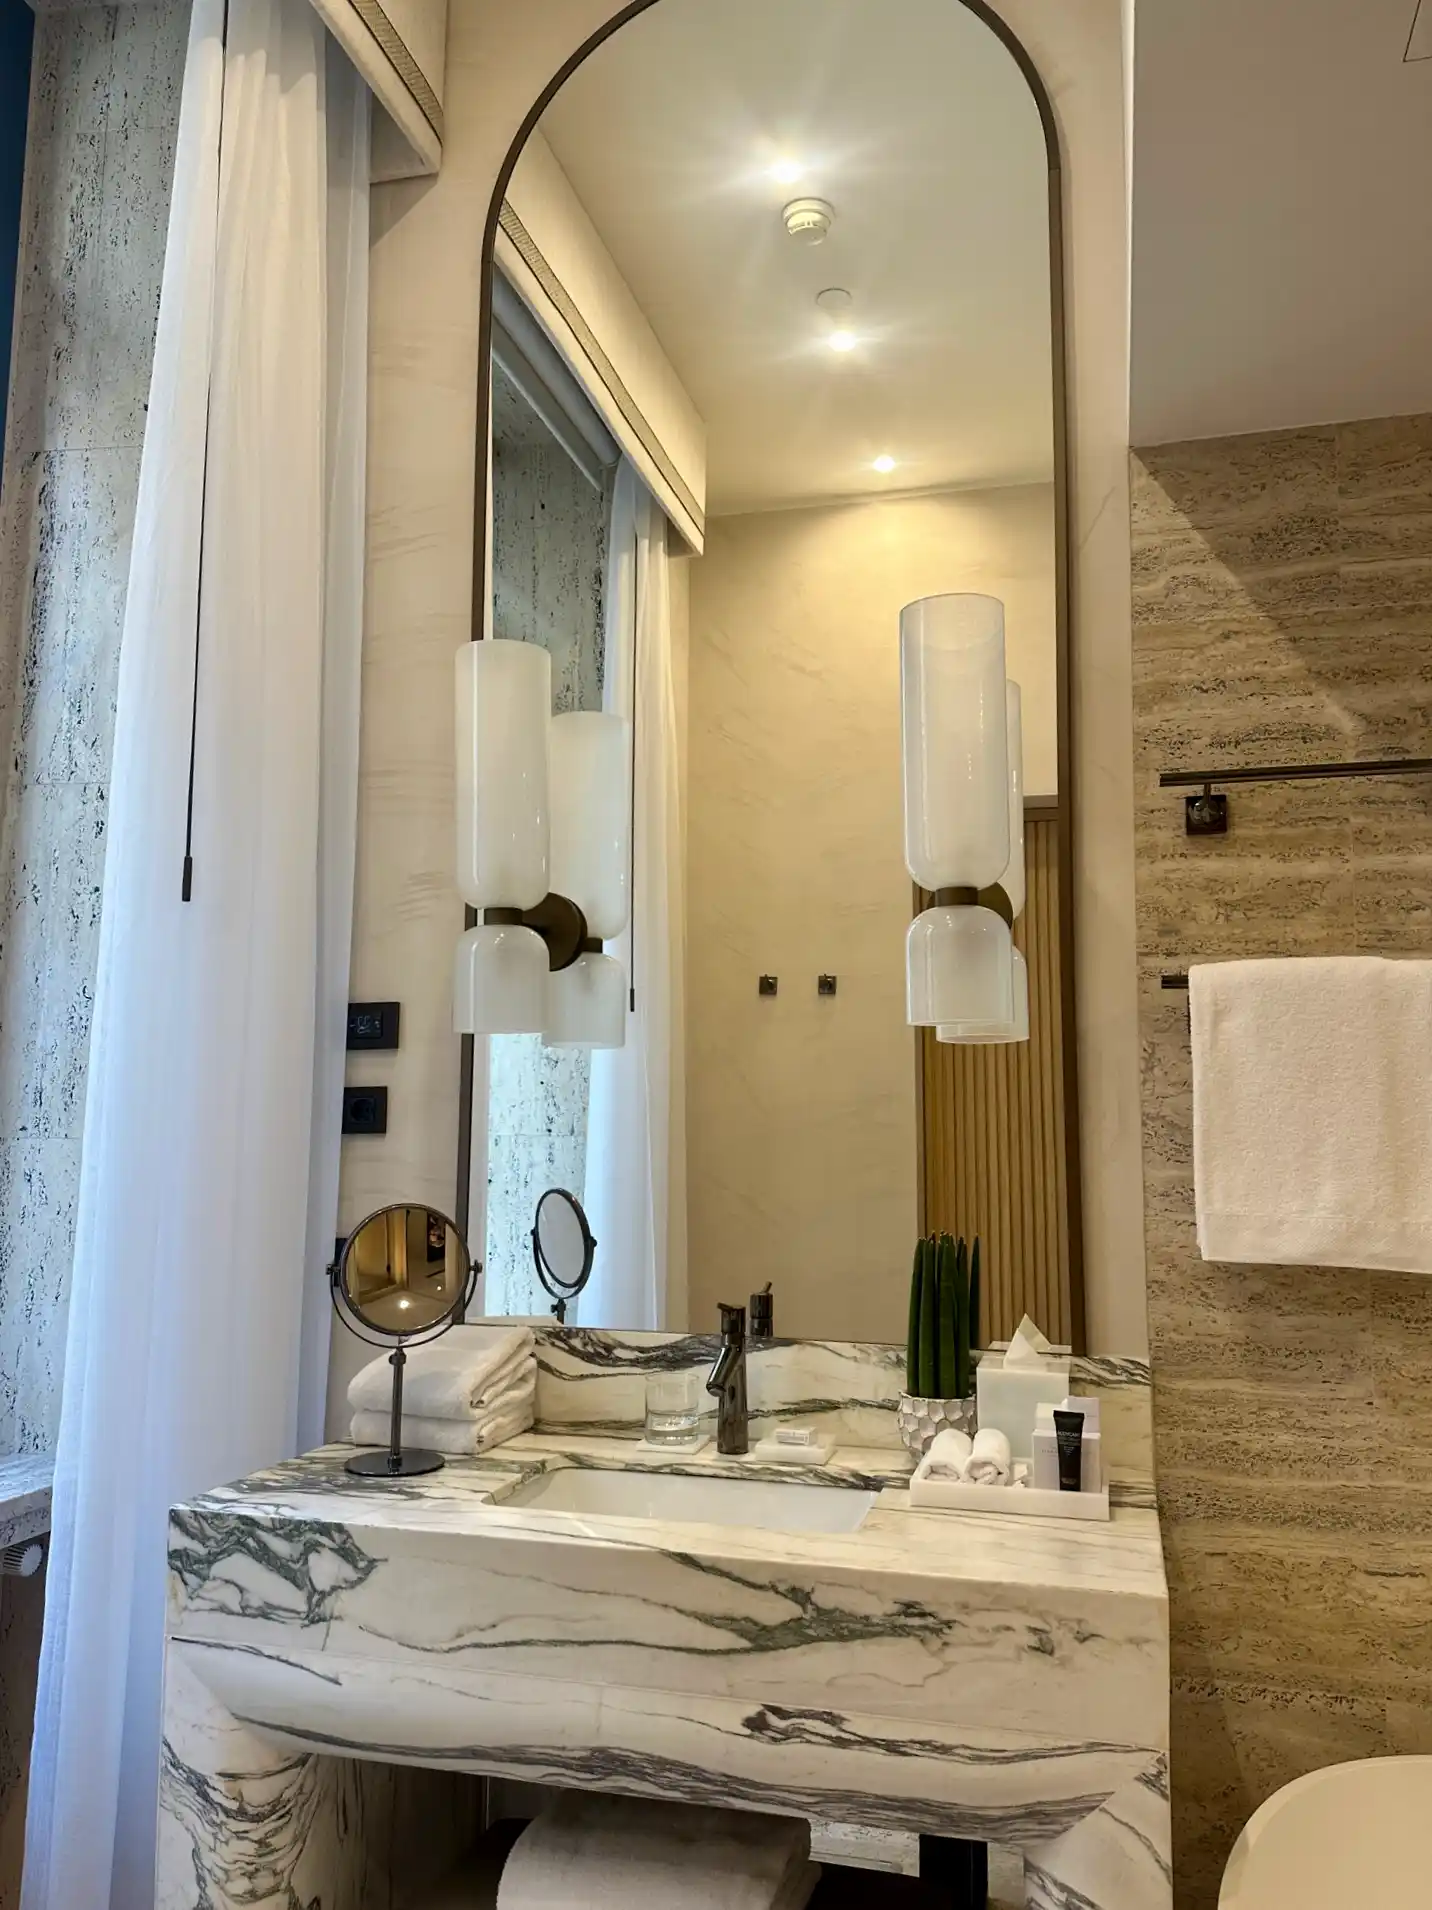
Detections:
[345, 1448, 446, 1478]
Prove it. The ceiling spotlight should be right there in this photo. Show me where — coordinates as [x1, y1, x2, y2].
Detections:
[769, 157, 803, 186]
[873, 454, 897, 473]
[828, 329, 857, 353]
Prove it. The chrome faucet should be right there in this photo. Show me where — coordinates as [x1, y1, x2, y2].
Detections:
[706, 1303, 749, 1455]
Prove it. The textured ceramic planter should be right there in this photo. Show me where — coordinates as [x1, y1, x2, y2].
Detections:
[896, 1391, 976, 1459]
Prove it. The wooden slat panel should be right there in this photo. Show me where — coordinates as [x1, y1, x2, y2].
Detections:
[918, 818, 1071, 1346]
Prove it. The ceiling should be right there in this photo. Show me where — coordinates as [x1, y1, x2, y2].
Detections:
[1130, 0, 1432, 446]
[538, 0, 1054, 516]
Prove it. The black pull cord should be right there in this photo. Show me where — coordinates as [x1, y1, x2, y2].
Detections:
[627, 518, 638, 1012]
[182, 0, 230, 901]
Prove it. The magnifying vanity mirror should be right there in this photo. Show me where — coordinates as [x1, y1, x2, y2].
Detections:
[458, 0, 1079, 1351]
[331, 1205, 478, 1476]
[532, 1188, 597, 1322]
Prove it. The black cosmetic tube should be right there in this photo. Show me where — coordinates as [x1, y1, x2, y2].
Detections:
[1053, 1409, 1084, 1493]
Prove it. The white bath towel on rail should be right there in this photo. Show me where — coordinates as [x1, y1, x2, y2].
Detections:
[1191, 956, 1432, 1272]
[496, 1794, 818, 1909]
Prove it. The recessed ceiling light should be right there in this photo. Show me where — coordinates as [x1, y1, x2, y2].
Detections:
[873, 454, 897, 473]
[828, 329, 857, 353]
[770, 157, 803, 185]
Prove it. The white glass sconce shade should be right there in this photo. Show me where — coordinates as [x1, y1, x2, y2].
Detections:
[455, 639, 551, 910]
[906, 904, 1014, 1028]
[453, 923, 547, 1034]
[937, 947, 1030, 1044]
[545, 951, 627, 1049]
[999, 682, 1025, 920]
[550, 712, 631, 941]
[900, 594, 1009, 891]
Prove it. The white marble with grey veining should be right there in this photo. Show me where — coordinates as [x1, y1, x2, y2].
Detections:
[531, 1325, 1154, 1472]
[161, 1344, 1169, 1910]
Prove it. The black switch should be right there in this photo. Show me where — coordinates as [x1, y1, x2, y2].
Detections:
[342, 1086, 388, 1135]
[347, 1001, 400, 1050]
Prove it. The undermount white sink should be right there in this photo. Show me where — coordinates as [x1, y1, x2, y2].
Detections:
[504, 1466, 877, 1534]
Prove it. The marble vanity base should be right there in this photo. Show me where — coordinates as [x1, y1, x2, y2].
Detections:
[160, 1363, 1167, 1910]
[157, 1650, 481, 1910]
[161, 1638, 1170, 1910]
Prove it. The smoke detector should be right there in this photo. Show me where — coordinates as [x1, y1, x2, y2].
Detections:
[782, 197, 834, 244]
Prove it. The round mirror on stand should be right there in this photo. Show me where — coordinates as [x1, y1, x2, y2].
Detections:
[531, 1187, 596, 1323]
[331, 1203, 478, 1478]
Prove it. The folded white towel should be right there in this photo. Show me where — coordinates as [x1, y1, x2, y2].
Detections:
[962, 1426, 1011, 1486]
[496, 1794, 814, 1910]
[347, 1324, 534, 1421]
[1191, 957, 1432, 1272]
[351, 1372, 535, 1456]
[920, 1428, 973, 1479]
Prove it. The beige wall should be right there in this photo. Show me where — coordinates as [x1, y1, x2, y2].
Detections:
[335, 0, 1144, 1429]
[685, 486, 1055, 1343]
[1133, 416, 1432, 1907]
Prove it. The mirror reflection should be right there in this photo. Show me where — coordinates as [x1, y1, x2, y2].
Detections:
[339, 1206, 471, 1337]
[464, 0, 1075, 1348]
[532, 1187, 597, 1322]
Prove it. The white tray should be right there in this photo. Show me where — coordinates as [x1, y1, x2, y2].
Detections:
[907, 1466, 1110, 1522]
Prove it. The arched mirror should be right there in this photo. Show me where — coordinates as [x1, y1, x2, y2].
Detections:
[459, 0, 1079, 1350]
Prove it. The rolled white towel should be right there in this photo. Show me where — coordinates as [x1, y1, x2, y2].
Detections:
[962, 1426, 1012, 1487]
[351, 1372, 535, 1456]
[496, 1794, 812, 1909]
[919, 1428, 973, 1480]
[348, 1324, 534, 1421]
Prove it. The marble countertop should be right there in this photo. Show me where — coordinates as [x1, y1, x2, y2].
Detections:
[0, 1452, 54, 1549]
[177, 1431, 1166, 1608]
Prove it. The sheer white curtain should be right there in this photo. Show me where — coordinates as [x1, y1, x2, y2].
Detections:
[583, 464, 687, 1328]
[22, 2, 368, 1903]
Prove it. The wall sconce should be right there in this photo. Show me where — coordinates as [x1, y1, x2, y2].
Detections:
[901, 595, 1028, 1044]
[452, 640, 630, 1048]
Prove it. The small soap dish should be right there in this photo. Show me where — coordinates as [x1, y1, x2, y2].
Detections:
[635, 1435, 711, 1459]
[907, 1465, 1110, 1523]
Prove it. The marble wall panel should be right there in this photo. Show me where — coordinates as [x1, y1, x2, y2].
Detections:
[1132, 414, 1432, 1907]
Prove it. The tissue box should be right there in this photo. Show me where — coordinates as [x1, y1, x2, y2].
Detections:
[976, 1344, 1071, 1461]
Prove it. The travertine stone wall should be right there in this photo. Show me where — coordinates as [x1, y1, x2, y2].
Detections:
[1132, 416, 1432, 1907]
[0, 0, 185, 1458]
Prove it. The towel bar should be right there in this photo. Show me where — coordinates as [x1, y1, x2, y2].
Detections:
[1159, 757, 1432, 835]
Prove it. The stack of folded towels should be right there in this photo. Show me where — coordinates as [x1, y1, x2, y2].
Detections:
[917, 1424, 1011, 1486]
[495, 1794, 820, 1910]
[348, 1324, 536, 1456]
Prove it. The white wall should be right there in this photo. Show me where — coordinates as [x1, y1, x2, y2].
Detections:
[1130, 0, 1432, 445]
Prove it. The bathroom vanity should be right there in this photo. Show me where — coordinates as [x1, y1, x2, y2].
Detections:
[157, 1333, 1169, 1909]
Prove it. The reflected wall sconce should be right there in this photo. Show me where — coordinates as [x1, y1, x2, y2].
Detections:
[453, 640, 630, 1048]
[900, 594, 1029, 1045]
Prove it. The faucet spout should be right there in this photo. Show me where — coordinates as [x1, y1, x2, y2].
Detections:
[706, 1303, 749, 1455]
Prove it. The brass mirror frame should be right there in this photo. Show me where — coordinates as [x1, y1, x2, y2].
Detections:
[455, 0, 1084, 1351]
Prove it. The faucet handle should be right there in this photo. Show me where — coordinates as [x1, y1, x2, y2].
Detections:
[749, 1284, 773, 1339]
[717, 1302, 746, 1340]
